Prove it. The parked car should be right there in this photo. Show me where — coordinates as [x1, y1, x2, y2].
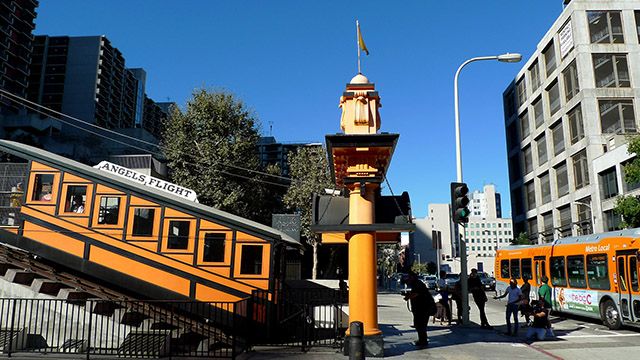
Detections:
[478, 272, 496, 291]
[421, 275, 437, 290]
[444, 273, 460, 292]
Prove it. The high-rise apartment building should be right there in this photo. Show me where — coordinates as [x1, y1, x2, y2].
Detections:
[257, 136, 322, 177]
[0, 0, 38, 114]
[503, 0, 640, 242]
[469, 184, 502, 219]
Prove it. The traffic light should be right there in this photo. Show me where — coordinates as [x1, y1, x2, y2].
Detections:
[450, 182, 470, 224]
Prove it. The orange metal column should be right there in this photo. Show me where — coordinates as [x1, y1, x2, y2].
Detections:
[348, 182, 381, 336]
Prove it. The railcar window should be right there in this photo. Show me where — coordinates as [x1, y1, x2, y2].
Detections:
[522, 258, 532, 280]
[630, 256, 639, 292]
[586, 254, 610, 290]
[240, 245, 263, 275]
[510, 259, 521, 279]
[203, 233, 225, 262]
[63, 186, 86, 213]
[132, 208, 155, 237]
[501, 260, 509, 278]
[167, 220, 190, 249]
[567, 255, 587, 288]
[550, 256, 567, 287]
[32, 174, 54, 202]
[97, 197, 120, 225]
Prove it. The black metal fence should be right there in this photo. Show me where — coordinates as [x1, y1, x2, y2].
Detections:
[249, 286, 347, 351]
[0, 298, 247, 359]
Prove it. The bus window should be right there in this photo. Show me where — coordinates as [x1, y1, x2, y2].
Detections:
[522, 258, 532, 280]
[501, 260, 510, 279]
[618, 257, 627, 291]
[630, 256, 639, 292]
[567, 255, 587, 288]
[586, 254, 610, 290]
[550, 256, 567, 287]
[510, 259, 520, 279]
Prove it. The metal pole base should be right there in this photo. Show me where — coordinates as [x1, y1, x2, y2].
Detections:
[343, 334, 384, 357]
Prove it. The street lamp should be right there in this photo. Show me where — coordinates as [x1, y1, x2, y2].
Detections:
[574, 200, 594, 235]
[453, 52, 522, 326]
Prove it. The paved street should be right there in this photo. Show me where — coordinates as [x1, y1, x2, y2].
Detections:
[243, 292, 640, 360]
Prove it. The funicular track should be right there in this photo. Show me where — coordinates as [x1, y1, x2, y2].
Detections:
[0, 242, 246, 358]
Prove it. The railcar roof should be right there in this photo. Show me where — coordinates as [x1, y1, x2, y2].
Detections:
[0, 140, 301, 247]
[500, 228, 640, 251]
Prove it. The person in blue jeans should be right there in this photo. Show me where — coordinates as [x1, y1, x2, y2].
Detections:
[494, 278, 522, 336]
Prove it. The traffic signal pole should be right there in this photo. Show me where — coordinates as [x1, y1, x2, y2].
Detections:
[450, 183, 470, 326]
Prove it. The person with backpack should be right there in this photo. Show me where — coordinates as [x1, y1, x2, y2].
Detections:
[403, 271, 435, 347]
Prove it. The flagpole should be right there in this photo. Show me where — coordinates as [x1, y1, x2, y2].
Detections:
[356, 20, 361, 74]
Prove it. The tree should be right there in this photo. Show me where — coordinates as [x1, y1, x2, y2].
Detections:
[162, 89, 282, 224]
[613, 135, 640, 228]
[283, 146, 334, 279]
[512, 232, 530, 245]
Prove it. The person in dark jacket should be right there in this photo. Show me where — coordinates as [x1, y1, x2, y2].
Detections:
[520, 275, 532, 326]
[403, 272, 431, 346]
[468, 268, 492, 329]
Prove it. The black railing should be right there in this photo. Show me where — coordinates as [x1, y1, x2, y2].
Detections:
[0, 298, 247, 359]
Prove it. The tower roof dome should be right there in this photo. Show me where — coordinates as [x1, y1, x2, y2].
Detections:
[350, 73, 369, 84]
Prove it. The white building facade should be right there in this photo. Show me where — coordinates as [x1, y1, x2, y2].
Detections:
[503, 0, 640, 241]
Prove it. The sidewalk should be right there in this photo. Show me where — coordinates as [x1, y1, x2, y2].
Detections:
[241, 293, 555, 359]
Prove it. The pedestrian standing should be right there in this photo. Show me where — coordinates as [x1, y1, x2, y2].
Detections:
[520, 275, 532, 326]
[494, 278, 522, 336]
[538, 276, 552, 309]
[437, 270, 452, 324]
[468, 269, 492, 329]
[403, 272, 433, 347]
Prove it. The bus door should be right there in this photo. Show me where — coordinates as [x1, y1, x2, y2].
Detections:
[616, 251, 640, 323]
[534, 256, 546, 299]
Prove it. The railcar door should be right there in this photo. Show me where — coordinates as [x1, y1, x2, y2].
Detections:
[616, 252, 640, 323]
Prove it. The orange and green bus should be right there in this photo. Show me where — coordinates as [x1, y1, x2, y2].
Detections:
[495, 229, 640, 330]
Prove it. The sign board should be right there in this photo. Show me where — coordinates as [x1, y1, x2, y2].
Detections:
[272, 214, 301, 241]
[559, 20, 574, 59]
[94, 161, 198, 202]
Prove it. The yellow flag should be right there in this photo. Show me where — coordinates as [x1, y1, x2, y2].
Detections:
[357, 22, 369, 55]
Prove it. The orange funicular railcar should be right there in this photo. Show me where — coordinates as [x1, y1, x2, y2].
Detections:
[0, 140, 300, 304]
[495, 229, 640, 329]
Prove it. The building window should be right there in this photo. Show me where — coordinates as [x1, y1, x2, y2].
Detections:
[600, 166, 619, 200]
[510, 154, 521, 182]
[132, 208, 155, 237]
[533, 98, 544, 128]
[542, 212, 554, 242]
[203, 233, 225, 262]
[576, 197, 592, 235]
[529, 61, 541, 90]
[568, 105, 585, 144]
[543, 41, 557, 76]
[511, 187, 524, 216]
[540, 172, 551, 204]
[593, 54, 630, 88]
[604, 209, 622, 231]
[563, 60, 580, 102]
[551, 121, 564, 155]
[517, 78, 527, 107]
[528, 217, 538, 238]
[64, 185, 86, 213]
[32, 174, 54, 202]
[599, 99, 636, 134]
[536, 135, 547, 166]
[520, 112, 530, 140]
[559, 206, 572, 238]
[507, 121, 519, 150]
[555, 162, 569, 197]
[588, 11, 624, 44]
[572, 149, 589, 190]
[636, 11, 640, 42]
[525, 181, 536, 211]
[523, 146, 533, 174]
[240, 245, 263, 275]
[97, 197, 120, 225]
[547, 81, 561, 116]
[167, 220, 190, 250]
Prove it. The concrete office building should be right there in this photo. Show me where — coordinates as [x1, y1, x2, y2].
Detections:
[503, 0, 640, 241]
[410, 204, 456, 273]
[257, 136, 322, 177]
[0, 0, 38, 115]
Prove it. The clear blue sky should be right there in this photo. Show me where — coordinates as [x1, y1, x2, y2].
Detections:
[35, 1, 565, 218]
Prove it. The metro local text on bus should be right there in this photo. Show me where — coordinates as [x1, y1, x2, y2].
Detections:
[584, 244, 610, 253]
[94, 161, 198, 202]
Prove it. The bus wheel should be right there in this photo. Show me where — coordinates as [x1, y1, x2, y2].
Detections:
[601, 299, 622, 330]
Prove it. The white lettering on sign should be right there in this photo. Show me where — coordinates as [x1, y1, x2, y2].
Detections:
[94, 161, 198, 202]
[559, 20, 574, 58]
[585, 244, 610, 253]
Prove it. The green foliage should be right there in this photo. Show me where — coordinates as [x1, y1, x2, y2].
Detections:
[283, 146, 334, 243]
[378, 244, 402, 278]
[162, 88, 283, 224]
[614, 195, 640, 228]
[624, 136, 640, 185]
[511, 232, 530, 245]
[411, 262, 428, 275]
